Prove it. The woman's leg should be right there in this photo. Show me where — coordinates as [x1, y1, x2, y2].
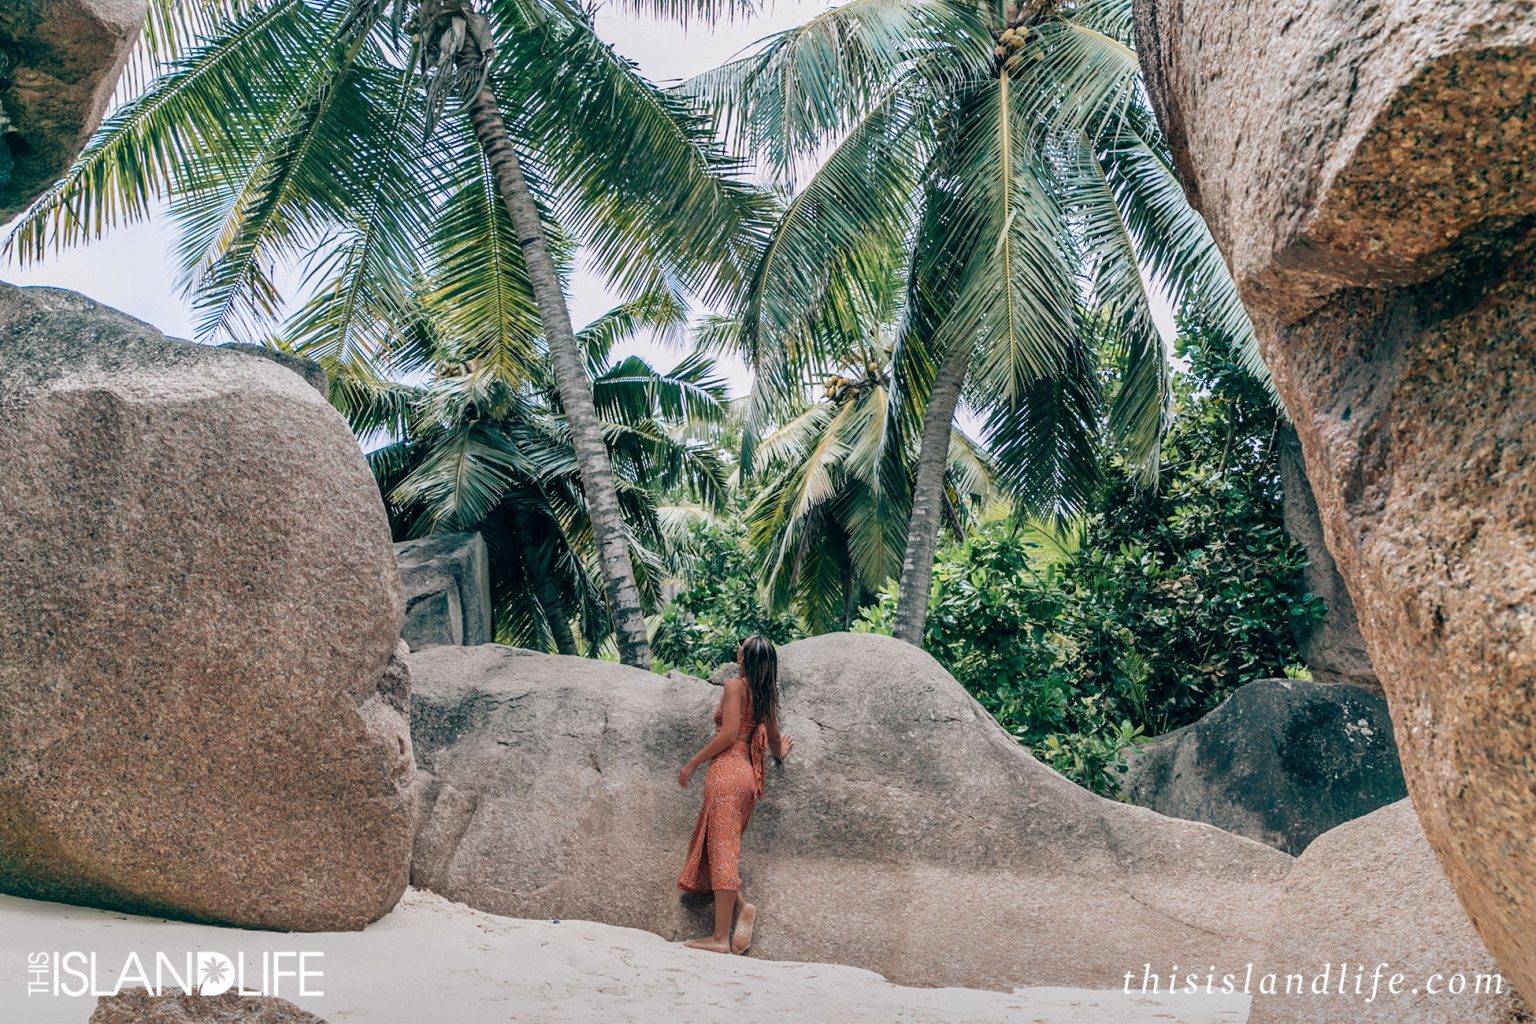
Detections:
[732, 889, 755, 954]
[685, 888, 736, 953]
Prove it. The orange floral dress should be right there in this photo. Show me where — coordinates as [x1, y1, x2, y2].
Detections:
[677, 687, 768, 894]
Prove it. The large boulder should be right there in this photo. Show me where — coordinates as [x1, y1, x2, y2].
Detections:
[1135, 0, 1536, 1001]
[0, 283, 415, 930]
[0, 0, 146, 220]
[1277, 425, 1378, 690]
[1249, 801, 1531, 1024]
[407, 632, 1292, 991]
[1121, 678, 1406, 854]
[394, 531, 493, 649]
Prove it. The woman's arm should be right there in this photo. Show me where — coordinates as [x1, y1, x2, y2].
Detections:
[766, 711, 794, 761]
[678, 679, 746, 788]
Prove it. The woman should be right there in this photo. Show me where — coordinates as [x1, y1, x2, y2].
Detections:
[676, 635, 793, 954]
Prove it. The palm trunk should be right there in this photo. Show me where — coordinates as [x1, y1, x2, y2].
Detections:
[533, 571, 582, 657]
[466, 88, 652, 668]
[893, 339, 971, 645]
[519, 523, 582, 657]
[842, 553, 856, 631]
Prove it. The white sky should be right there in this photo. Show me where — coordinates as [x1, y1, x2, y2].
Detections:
[0, 0, 1173, 399]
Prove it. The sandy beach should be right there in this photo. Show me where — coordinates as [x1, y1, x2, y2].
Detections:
[1, 888, 1250, 1023]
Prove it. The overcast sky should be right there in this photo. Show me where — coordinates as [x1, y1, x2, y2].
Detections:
[0, 1, 830, 395]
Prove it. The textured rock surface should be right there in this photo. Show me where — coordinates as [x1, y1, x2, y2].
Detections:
[1277, 425, 1378, 690]
[219, 342, 329, 397]
[0, 0, 146, 219]
[1121, 679, 1405, 854]
[1134, 0, 1536, 319]
[394, 531, 493, 649]
[0, 283, 414, 931]
[1136, 0, 1536, 1002]
[1249, 801, 1532, 1024]
[91, 990, 328, 1024]
[407, 632, 1292, 991]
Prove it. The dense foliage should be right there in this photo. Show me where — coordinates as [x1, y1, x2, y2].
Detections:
[649, 330, 1320, 794]
[356, 296, 732, 655]
[652, 515, 805, 676]
[855, 331, 1323, 794]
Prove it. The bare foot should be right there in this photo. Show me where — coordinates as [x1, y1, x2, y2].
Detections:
[684, 938, 733, 954]
[731, 903, 755, 954]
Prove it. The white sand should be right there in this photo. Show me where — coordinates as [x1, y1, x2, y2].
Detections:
[0, 888, 1250, 1023]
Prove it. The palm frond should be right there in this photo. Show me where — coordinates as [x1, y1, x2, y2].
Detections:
[982, 340, 1103, 522]
[391, 419, 539, 533]
[419, 116, 552, 387]
[591, 351, 731, 429]
[130, 0, 266, 92]
[596, 0, 759, 28]
[680, 0, 988, 184]
[1062, 129, 1170, 480]
[1093, 108, 1272, 395]
[577, 289, 689, 365]
[281, 66, 435, 372]
[902, 73, 1080, 421]
[173, 3, 382, 339]
[497, 1, 770, 302]
[1015, 0, 1141, 139]
[734, 88, 926, 469]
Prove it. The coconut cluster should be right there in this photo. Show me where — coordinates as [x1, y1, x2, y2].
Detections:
[993, 24, 1040, 66]
[822, 375, 855, 402]
[822, 357, 887, 403]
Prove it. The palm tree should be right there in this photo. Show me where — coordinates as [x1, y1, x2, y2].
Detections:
[745, 342, 994, 632]
[5, 0, 763, 667]
[719, 252, 994, 631]
[328, 292, 732, 654]
[687, 0, 1266, 645]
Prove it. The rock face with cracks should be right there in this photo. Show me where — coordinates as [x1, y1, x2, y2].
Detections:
[0, 283, 415, 931]
[1135, 0, 1536, 1003]
[1277, 425, 1378, 690]
[394, 531, 493, 649]
[408, 632, 1291, 991]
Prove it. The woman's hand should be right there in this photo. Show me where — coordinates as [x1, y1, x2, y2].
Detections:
[773, 735, 794, 761]
[678, 761, 696, 789]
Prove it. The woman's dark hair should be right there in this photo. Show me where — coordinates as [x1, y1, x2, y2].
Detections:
[738, 635, 779, 728]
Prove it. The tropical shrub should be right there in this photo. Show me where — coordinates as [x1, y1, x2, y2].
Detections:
[857, 332, 1324, 794]
[652, 516, 804, 676]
